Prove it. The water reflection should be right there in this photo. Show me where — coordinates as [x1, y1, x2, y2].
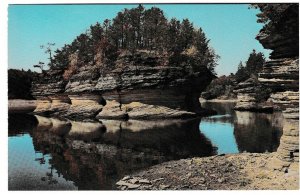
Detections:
[201, 102, 283, 154]
[8, 114, 215, 190]
[9, 103, 284, 190]
[234, 111, 283, 153]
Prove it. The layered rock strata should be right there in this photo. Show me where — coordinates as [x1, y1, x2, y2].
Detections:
[65, 64, 213, 113]
[62, 94, 104, 120]
[233, 78, 273, 112]
[234, 4, 299, 175]
[31, 69, 67, 97]
[31, 51, 215, 120]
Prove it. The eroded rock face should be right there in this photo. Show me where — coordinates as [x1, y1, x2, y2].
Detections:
[102, 88, 187, 110]
[255, 5, 299, 59]
[31, 69, 67, 97]
[33, 97, 52, 115]
[277, 119, 299, 162]
[8, 100, 37, 113]
[96, 100, 128, 120]
[258, 60, 299, 164]
[65, 66, 100, 94]
[258, 58, 299, 91]
[233, 78, 273, 112]
[234, 4, 299, 169]
[66, 64, 213, 113]
[31, 51, 215, 120]
[62, 94, 104, 121]
[48, 95, 71, 116]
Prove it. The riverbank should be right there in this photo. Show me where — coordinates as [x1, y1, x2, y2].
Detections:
[116, 152, 299, 190]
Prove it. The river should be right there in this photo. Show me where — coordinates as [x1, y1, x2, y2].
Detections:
[8, 102, 283, 190]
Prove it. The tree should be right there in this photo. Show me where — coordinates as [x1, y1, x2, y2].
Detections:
[235, 50, 265, 82]
[75, 33, 93, 64]
[179, 19, 194, 50]
[103, 19, 111, 36]
[166, 18, 181, 53]
[111, 12, 126, 48]
[33, 61, 45, 72]
[46, 5, 219, 78]
[52, 45, 71, 69]
[144, 7, 167, 52]
[8, 69, 37, 99]
[250, 4, 298, 58]
[40, 42, 55, 68]
[127, 4, 145, 48]
[190, 28, 219, 74]
[250, 4, 296, 28]
[90, 22, 103, 42]
[245, 49, 265, 77]
[235, 61, 248, 82]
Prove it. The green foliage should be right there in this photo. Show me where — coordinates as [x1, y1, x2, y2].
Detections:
[202, 75, 236, 100]
[48, 5, 218, 79]
[8, 69, 38, 99]
[253, 85, 272, 103]
[235, 61, 248, 83]
[235, 50, 265, 83]
[204, 49, 267, 100]
[250, 4, 298, 33]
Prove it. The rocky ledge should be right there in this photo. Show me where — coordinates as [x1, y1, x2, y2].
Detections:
[116, 153, 298, 190]
[233, 3, 299, 174]
[31, 51, 215, 120]
[234, 4, 299, 114]
[233, 77, 274, 113]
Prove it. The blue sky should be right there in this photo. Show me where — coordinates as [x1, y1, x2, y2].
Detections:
[8, 4, 270, 76]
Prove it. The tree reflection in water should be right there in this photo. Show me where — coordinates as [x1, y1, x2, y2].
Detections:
[234, 111, 283, 153]
[9, 114, 215, 190]
[200, 102, 283, 154]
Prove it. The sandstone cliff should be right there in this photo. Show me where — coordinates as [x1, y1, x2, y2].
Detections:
[31, 50, 215, 120]
[234, 4, 299, 174]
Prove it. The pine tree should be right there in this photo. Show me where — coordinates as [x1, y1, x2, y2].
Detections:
[180, 19, 194, 50]
[47, 5, 219, 78]
[245, 49, 265, 77]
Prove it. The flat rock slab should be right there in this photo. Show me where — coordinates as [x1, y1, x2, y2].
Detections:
[123, 102, 197, 119]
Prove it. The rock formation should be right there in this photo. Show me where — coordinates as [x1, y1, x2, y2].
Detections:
[31, 51, 215, 120]
[234, 77, 273, 112]
[235, 4, 299, 174]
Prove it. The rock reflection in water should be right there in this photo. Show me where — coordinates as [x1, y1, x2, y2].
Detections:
[234, 111, 283, 153]
[200, 102, 283, 154]
[8, 114, 215, 190]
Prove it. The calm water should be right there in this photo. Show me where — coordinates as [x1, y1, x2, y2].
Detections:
[200, 102, 283, 154]
[8, 102, 283, 190]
